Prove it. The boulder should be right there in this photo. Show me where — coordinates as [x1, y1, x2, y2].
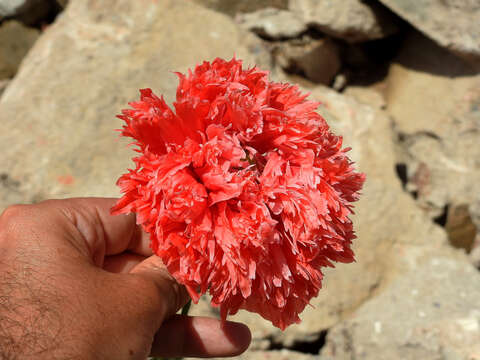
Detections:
[322, 252, 480, 360]
[0, 1, 459, 355]
[386, 31, 480, 244]
[378, 0, 480, 62]
[289, 0, 398, 43]
[236, 7, 306, 39]
[0, 20, 39, 78]
[0, 0, 271, 211]
[274, 36, 341, 85]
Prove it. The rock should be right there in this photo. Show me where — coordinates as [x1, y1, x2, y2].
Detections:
[275, 36, 341, 85]
[225, 81, 449, 348]
[386, 31, 480, 223]
[0, 20, 39, 78]
[378, 0, 480, 62]
[236, 7, 306, 39]
[289, 0, 398, 43]
[331, 73, 347, 92]
[322, 253, 480, 360]
[192, 0, 287, 17]
[445, 204, 477, 252]
[0, 1, 457, 355]
[0, 0, 271, 211]
[0, 0, 29, 17]
[0, 0, 55, 24]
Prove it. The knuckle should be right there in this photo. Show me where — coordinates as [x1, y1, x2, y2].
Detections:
[0, 204, 30, 244]
[127, 270, 179, 315]
[0, 204, 29, 228]
[0, 204, 27, 221]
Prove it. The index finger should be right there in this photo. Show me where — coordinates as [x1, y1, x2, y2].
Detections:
[41, 197, 153, 257]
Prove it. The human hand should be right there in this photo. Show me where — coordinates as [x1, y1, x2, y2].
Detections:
[0, 197, 251, 359]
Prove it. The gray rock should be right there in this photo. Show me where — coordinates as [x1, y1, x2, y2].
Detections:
[0, 0, 28, 17]
[386, 31, 480, 234]
[289, 0, 398, 43]
[0, 20, 39, 78]
[322, 253, 480, 360]
[236, 7, 307, 39]
[192, 0, 287, 17]
[378, 0, 480, 62]
[0, 0, 270, 210]
[274, 37, 341, 85]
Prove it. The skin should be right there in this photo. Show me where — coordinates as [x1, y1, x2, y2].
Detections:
[0, 198, 251, 359]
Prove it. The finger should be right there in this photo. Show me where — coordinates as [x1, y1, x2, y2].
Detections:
[129, 255, 190, 319]
[38, 198, 153, 262]
[103, 253, 146, 273]
[60, 197, 153, 256]
[151, 315, 251, 358]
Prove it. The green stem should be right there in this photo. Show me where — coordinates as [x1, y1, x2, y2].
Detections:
[181, 299, 192, 316]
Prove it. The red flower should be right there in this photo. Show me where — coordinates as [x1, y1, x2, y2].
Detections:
[112, 58, 365, 330]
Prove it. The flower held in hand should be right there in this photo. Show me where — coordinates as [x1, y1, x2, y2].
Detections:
[112, 58, 365, 330]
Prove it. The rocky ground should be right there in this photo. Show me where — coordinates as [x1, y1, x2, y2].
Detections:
[1, 0, 479, 359]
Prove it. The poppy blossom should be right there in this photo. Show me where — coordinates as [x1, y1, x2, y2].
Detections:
[112, 58, 365, 330]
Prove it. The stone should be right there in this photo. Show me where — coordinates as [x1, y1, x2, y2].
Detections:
[322, 253, 480, 360]
[0, 0, 28, 17]
[275, 36, 341, 85]
[236, 7, 306, 39]
[0, 20, 39, 78]
[445, 204, 477, 252]
[289, 0, 398, 43]
[0, 0, 271, 211]
[192, 0, 287, 17]
[386, 31, 480, 223]
[331, 73, 347, 92]
[0, 1, 458, 355]
[378, 0, 480, 62]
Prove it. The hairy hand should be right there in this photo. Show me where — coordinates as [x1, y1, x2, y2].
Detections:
[0, 198, 251, 359]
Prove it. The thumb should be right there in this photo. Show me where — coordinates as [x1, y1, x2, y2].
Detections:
[128, 255, 190, 321]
